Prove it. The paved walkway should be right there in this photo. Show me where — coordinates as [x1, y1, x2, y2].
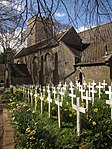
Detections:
[0, 108, 3, 149]
[0, 87, 14, 149]
[2, 108, 14, 149]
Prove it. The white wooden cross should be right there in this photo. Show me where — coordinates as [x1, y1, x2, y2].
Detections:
[55, 94, 62, 128]
[72, 97, 86, 136]
[76, 81, 80, 89]
[91, 80, 96, 87]
[30, 86, 33, 106]
[69, 82, 76, 105]
[24, 86, 27, 100]
[106, 86, 112, 120]
[82, 90, 92, 111]
[87, 82, 92, 97]
[91, 86, 97, 106]
[57, 82, 62, 90]
[96, 82, 103, 98]
[52, 86, 57, 99]
[90, 81, 97, 106]
[59, 87, 65, 102]
[83, 80, 87, 90]
[79, 85, 85, 99]
[102, 80, 107, 90]
[22, 85, 25, 99]
[63, 82, 68, 91]
[34, 88, 38, 110]
[47, 85, 52, 118]
[70, 81, 74, 88]
[27, 88, 30, 104]
[40, 91, 44, 114]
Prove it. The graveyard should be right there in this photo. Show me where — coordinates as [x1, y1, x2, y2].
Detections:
[1, 80, 112, 148]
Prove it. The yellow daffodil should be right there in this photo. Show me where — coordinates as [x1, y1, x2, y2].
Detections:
[92, 121, 96, 126]
[30, 130, 36, 135]
[93, 108, 98, 112]
[64, 108, 68, 111]
[52, 107, 55, 110]
[30, 136, 35, 140]
[69, 114, 73, 117]
[26, 128, 31, 133]
[32, 110, 36, 114]
[66, 102, 69, 106]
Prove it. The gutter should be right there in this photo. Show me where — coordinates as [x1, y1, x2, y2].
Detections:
[74, 62, 106, 67]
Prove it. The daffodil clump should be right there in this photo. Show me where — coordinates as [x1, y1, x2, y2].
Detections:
[1, 87, 112, 149]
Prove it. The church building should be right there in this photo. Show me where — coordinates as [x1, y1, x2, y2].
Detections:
[14, 16, 112, 85]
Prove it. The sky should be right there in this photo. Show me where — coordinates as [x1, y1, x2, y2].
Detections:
[0, 0, 112, 52]
[53, 0, 112, 31]
[1, 0, 112, 30]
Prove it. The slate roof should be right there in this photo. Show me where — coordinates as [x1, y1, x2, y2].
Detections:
[79, 22, 112, 63]
[15, 31, 64, 58]
[10, 64, 32, 85]
[15, 27, 84, 58]
[76, 22, 112, 84]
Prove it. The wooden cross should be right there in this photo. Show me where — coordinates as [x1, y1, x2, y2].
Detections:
[27, 88, 30, 104]
[22, 86, 25, 99]
[72, 97, 86, 136]
[40, 92, 44, 114]
[102, 80, 107, 90]
[34, 88, 38, 110]
[91, 80, 96, 87]
[106, 86, 112, 120]
[57, 83, 62, 94]
[63, 82, 68, 91]
[52, 86, 57, 99]
[96, 82, 103, 98]
[47, 85, 52, 118]
[24, 87, 27, 100]
[59, 87, 65, 102]
[69, 82, 76, 105]
[70, 81, 74, 88]
[91, 86, 97, 106]
[30, 86, 33, 106]
[76, 81, 80, 89]
[87, 82, 92, 97]
[83, 80, 87, 89]
[79, 85, 85, 99]
[55, 94, 62, 128]
[82, 90, 92, 111]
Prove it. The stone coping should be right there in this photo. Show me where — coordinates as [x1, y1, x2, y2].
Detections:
[2, 108, 14, 149]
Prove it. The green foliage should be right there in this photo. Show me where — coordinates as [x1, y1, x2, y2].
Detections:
[2, 87, 112, 149]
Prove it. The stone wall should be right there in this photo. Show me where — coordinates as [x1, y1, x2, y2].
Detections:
[27, 16, 53, 47]
[18, 42, 78, 85]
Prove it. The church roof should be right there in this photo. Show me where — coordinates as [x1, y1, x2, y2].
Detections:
[79, 22, 112, 63]
[10, 64, 32, 85]
[15, 27, 83, 58]
[15, 34, 61, 58]
[74, 22, 112, 84]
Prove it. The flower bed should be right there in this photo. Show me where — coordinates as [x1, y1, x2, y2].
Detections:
[2, 87, 112, 149]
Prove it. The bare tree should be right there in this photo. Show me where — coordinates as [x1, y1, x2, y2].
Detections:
[0, 0, 111, 53]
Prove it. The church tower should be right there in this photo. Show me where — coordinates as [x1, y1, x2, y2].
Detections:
[27, 16, 54, 47]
